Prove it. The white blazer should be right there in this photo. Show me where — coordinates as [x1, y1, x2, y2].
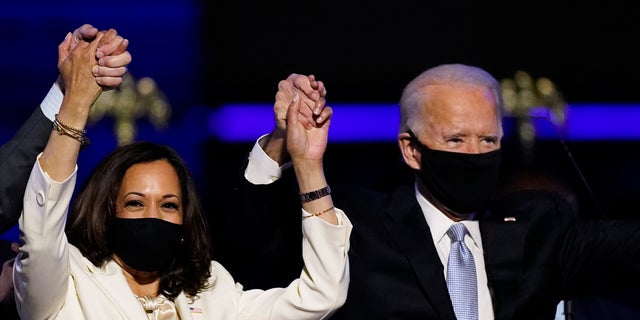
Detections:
[14, 157, 352, 320]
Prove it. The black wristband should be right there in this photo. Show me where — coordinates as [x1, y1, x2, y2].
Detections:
[299, 185, 331, 203]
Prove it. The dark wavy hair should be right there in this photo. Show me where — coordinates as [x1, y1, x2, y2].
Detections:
[66, 141, 212, 299]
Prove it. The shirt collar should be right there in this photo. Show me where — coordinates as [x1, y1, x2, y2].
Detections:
[414, 183, 484, 252]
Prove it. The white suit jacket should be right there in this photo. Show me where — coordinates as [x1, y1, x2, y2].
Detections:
[14, 156, 352, 320]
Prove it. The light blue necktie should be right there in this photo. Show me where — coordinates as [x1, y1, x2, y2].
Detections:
[447, 223, 478, 320]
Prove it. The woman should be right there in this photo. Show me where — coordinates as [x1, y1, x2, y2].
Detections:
[14, 29, 351, 319]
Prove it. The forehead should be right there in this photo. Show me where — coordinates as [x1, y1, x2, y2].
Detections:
[420, 84, 500, 131]
[423, 83, 495, 105]
[120, 160, 181, 191]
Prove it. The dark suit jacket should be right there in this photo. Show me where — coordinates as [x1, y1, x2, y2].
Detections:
[219, 164, 640, 320]
[0, 108, 51, 234]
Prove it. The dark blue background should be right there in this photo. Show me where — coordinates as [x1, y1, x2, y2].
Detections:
[2, 0, 640, 226]
[2, 2, 640, 318]
[3, 0, 640, 232]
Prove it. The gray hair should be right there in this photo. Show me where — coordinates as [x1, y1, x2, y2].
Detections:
[398, 63, 504, 135]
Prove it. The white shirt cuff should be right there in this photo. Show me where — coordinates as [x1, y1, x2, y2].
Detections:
[39, 82, 63, 121]
[244, 134, 292, 185]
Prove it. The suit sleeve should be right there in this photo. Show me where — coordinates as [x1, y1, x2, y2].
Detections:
[0, 108, 52, 233]
[211, 146, 305, 290]
[14, 155, 76, 320]
[236, 211, 352, 319]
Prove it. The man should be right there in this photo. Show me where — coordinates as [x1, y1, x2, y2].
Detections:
[220, 64, 640, 319]
[0, 23, 131, 318]
[0, 23, 131, 234]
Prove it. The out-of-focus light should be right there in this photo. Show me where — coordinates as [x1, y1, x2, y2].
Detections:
[209, 103, 640, 142]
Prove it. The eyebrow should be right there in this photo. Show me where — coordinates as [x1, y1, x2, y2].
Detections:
[442, 132, 465, 140]
[162, 194, 181, 201]
[124, 192, 181, 200]
[480, 132, 500, 139]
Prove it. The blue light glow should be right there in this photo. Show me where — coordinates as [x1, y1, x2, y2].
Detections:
[209, 103, 640, 142]
[564, 104, 640, 140]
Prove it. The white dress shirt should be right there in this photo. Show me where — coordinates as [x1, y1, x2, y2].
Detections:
[415, 185, 494, 320]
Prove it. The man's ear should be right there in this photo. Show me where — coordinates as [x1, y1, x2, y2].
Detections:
[398, 132, 421, 170]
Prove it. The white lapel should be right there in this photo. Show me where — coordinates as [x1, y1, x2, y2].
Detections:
[175, 294, 197, 320]
[83, 259, 149, 318]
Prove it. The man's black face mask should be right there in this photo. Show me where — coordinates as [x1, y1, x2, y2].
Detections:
[409, 131, 502, 214]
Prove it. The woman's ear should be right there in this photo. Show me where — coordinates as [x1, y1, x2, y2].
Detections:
[398, 132, 421, 170]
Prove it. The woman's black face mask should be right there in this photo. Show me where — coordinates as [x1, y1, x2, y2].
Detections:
[107, 217, 184, 272]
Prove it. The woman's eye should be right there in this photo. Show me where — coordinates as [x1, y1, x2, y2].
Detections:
[124, 200, 143, 208]
[162, 202, 179, 210]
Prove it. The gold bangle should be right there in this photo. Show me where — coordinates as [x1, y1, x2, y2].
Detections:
[302, 206, 334, 220]
[54, 114, 86, 135]
[53, 114, 90, 148]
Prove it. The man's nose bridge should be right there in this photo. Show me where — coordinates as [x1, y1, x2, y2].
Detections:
[465, 141, 482, 154]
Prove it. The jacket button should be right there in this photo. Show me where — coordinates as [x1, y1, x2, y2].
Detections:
[36, 192, 45, 207]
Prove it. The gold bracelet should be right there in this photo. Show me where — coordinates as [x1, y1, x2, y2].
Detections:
[54, 114, 86, 135]
[53, 114, 90, 148]
[302, 206, 334, 220]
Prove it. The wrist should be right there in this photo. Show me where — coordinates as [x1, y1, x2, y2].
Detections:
[55, 75, 65, 93]
[60, 97, 94, 117]
[293, 162, 327, 194]
[262, 132, 290, 165]
[292, 158, 323, 169]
